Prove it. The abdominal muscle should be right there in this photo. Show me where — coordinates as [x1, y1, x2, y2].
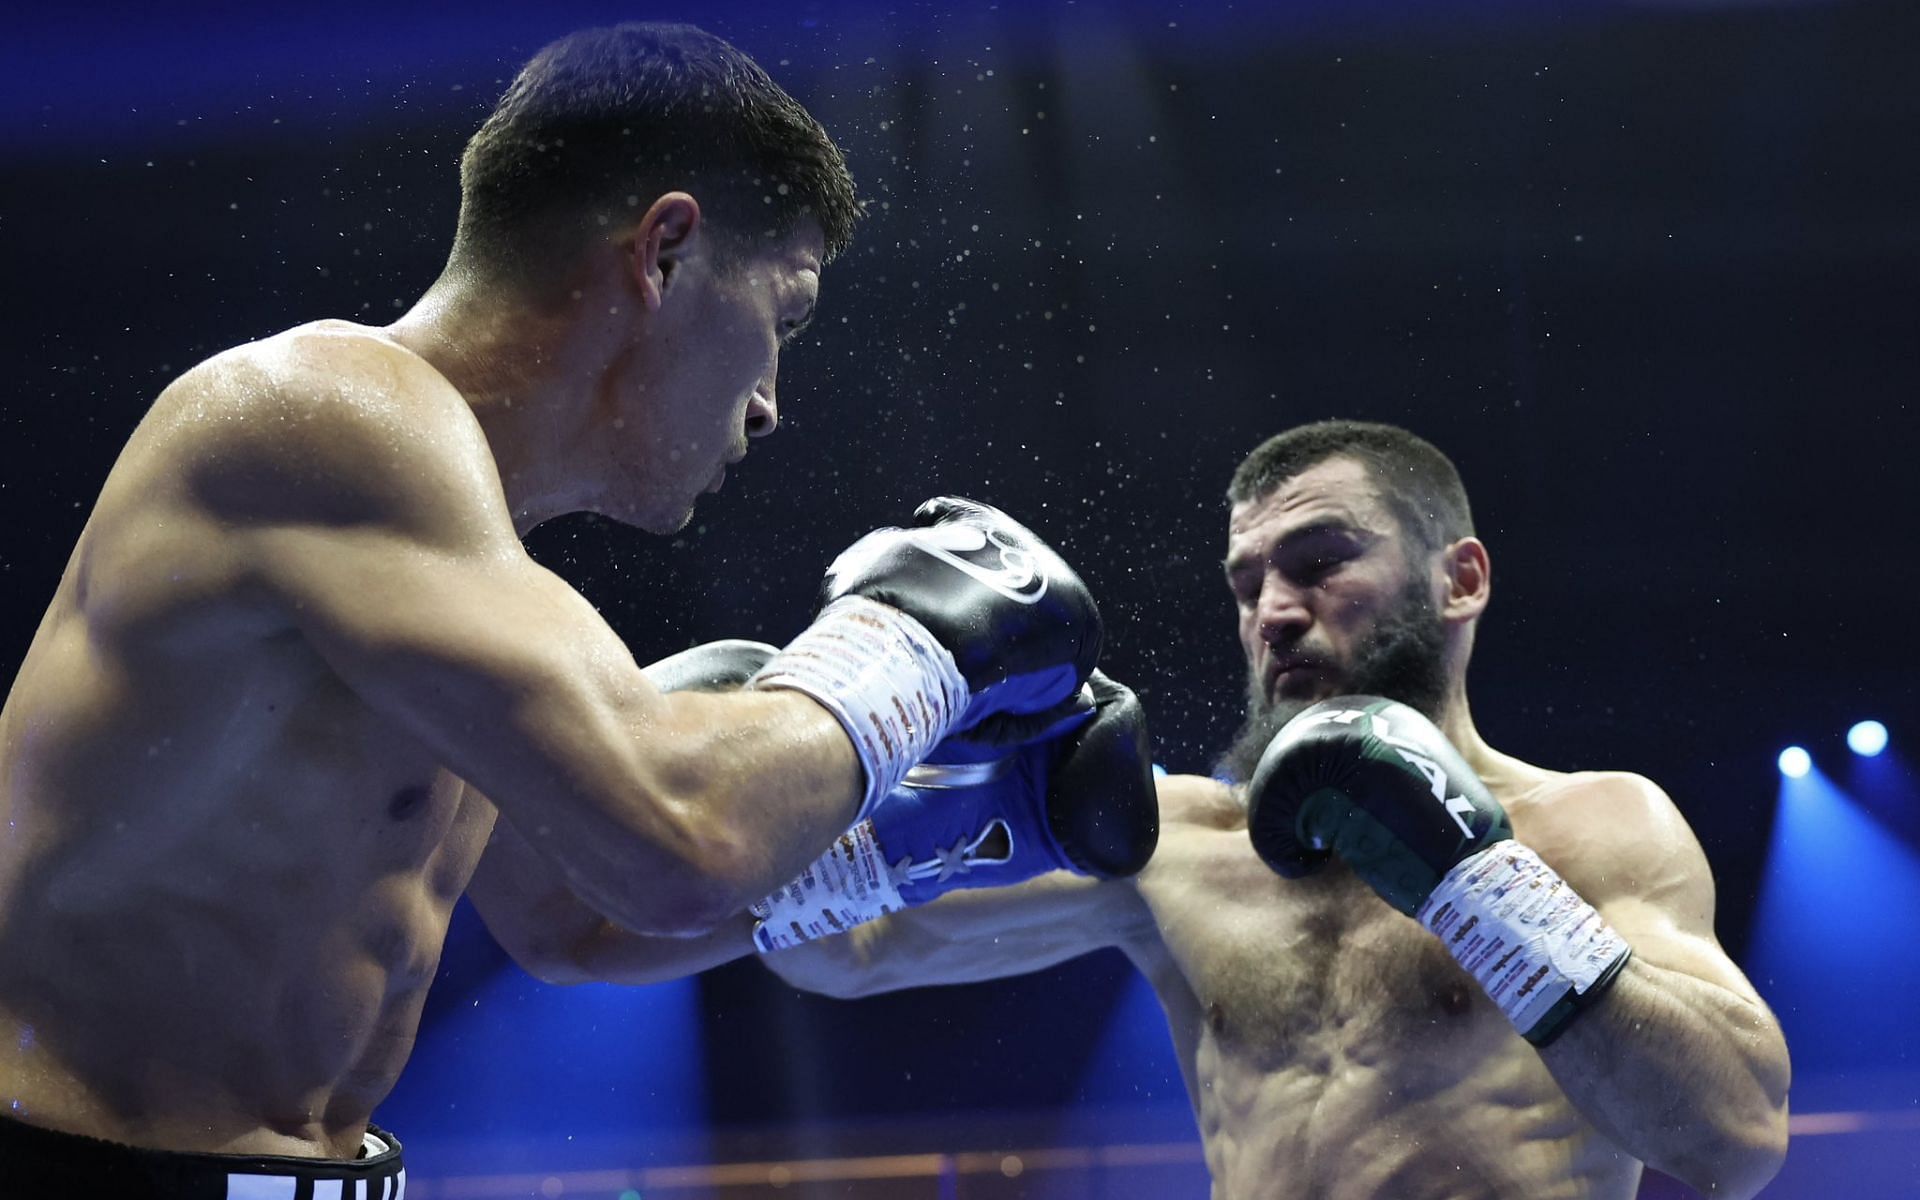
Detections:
[1195, 1027, 1637, 1200]
[0, 528, 495, 1160]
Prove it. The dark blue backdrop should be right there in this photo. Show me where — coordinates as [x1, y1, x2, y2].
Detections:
[4, 1, 1917, 1195]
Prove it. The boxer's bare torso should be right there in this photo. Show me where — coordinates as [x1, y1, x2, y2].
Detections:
[1133, 774, 1638, 1200]
[0, 153, 871, 1166]
[758, 444, 1784, 1198]
[768, 764, 1652, 1200]
[0, 322, 507, 1158]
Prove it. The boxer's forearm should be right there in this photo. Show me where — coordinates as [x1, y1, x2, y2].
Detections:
[762, 873, 1147, 998]
[761, 912, 962, 998]
[629, 687, 866, 902]
[1539, 957, 1789, 1199]
[509, 685, 863, 937]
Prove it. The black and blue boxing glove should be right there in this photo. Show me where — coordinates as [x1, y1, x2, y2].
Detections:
[752, 498, 1103, 819]
[752, 673, 1157, 951]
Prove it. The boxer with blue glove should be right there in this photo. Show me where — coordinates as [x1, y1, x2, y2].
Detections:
[752, 496, 1105, 821]
[751, 672, 1157, 951]
[469, 652, 1157, 978]
[591, 636, 1155, 952]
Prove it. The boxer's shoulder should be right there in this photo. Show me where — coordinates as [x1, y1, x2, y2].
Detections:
[147, 322, 500, 533]
[1504, 767, 1692, 894]
[1505, 767, 1672, 832]
[164, 321, 470, 441]
[1154, 773, 1247, 833]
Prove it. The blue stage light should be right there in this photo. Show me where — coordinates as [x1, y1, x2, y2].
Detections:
[1753, 756, 1920, 1083]
[1778, 746, 1812, 778]
[1848, 720, 1889, 757]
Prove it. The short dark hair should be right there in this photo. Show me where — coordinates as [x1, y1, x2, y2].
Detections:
[455, 23, 858, 282]
[1227, 420, 1474, 556]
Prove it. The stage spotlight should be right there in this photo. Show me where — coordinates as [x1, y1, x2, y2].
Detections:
[1778, 746, 1812, 778]
[1848, 720, 1889, 758]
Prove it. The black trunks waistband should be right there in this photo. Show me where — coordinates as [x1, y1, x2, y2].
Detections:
[0, 1110, 405, 1199]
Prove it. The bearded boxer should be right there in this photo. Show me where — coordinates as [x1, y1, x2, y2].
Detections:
[758, 421, 1791, 1200]
[0, 23, 1107, 1197]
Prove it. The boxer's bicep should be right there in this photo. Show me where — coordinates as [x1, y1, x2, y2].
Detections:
[238, 475, 680, 831]
[1524, 776, 1790, 1193]
[202, 345, 677, 796]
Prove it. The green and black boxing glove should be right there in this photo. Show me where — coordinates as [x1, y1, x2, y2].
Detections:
[1246, 696, 1632, 1047]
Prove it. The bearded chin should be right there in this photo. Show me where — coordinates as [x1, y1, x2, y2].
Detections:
[1213, 578, 1450, 785]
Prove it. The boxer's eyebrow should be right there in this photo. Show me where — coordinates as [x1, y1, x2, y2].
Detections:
[1223, 519, 1378, 588]
[1278, 519, 1370, 551]
[1274, 521, 1379, 567]
[1224, 519, 1368, 568]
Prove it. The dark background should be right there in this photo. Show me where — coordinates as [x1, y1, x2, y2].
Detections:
[4, 1, 1917, 1195]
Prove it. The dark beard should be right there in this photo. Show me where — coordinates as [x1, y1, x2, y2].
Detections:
[1214, 576, 1449, 785]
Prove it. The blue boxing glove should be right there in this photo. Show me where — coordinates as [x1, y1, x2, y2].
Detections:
[752, 673, 1157, 951]
[750, 498, 1103, 819]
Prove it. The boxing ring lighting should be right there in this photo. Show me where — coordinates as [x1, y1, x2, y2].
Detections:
[1777, 746, 1812, 778]
[1847, 720, 1889, 757]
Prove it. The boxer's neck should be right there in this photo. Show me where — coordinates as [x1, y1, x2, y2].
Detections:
[1435, 683, 1532, 794]
[387, 276, 621, 535]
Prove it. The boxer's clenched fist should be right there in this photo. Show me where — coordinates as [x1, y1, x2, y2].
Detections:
[752, 672, 1156, 951]
[1246, 696, 1632, 1045]
[752, 497, 1102, 817]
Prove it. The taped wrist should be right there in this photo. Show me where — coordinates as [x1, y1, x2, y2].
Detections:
[750, 596, 968, 819]
[1417, 841, 1633, 1046]
[750, 821, 904, 952]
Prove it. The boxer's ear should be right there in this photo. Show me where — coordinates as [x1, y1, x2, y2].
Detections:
[628, 193, 702, 312]
[1438, 537, 1490, 624]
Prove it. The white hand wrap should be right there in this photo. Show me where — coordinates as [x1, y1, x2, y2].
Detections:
[1417, 841, 1631, 1039]
[750, 821, 904, 952]
[750, 596, 968, 820]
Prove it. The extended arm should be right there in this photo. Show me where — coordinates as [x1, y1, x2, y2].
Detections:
[762, 869, 1153, 998]
[468, 817, 1144, 993]
[470, 647, 1157, 995]
[466, 640, 795, 983]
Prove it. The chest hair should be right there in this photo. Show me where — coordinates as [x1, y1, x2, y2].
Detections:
[1147, 826, 1486, 1069]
